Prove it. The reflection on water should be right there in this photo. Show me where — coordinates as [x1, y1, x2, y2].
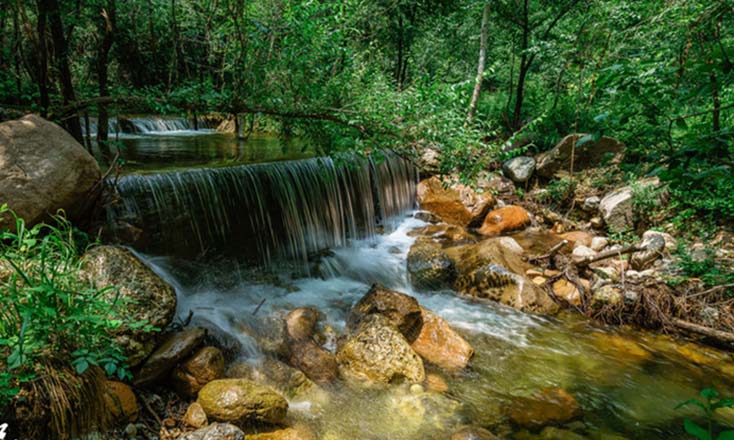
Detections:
[136, 216, 734, 440]
[92, 130, 314, 173]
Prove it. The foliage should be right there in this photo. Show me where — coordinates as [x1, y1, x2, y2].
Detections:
[537, 177, 577, 207]
[676, 388, 734, 440]
[0, 205, 148, 407]
[674, 243, 734, 288]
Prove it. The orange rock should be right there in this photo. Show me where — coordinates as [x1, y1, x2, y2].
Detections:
[411, 307, 474, 371]
[288, 340, 339, 384]
[417, 177, 472, 226]
[104, 381, 139, 423]
[506, 388, 581, 428]
[171, 346, 225, 397]
[425, 373, 449, 393]
[183, 402, 208, 428]
[552, 279, 581, 306]
[478, 206, 531, 236]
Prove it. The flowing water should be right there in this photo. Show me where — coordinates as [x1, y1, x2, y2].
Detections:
[105, 123, 734, 439]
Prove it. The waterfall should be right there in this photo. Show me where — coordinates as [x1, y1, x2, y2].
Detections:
[80, 116, 215, 136]
[106, 153, 418, 266]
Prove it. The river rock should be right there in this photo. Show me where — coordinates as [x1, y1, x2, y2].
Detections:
[446, 239, 558, 314]
[103, 381, 138, 423]
[183, 402, 208, 429]
[414, 210, 442, 223]
[506, 388, 581, 429]
[590, 236, 609, 252]
[410, 307, 473, 370]
[407, 223, 475, 245]
[552, 279, 581, 306]
[417, 176, 472, 226]
[456, 183, 496, 228]
[82, 246, 177, 366]
[288, 340, 338, 384]
[337, 314, 425, 384]
[179, 423, 245, 440]
[503, 156, 536, 183]
[425, 373, 449, 393]
[559, 231, 593, 248]
[539, 427, 587, 440]
[286, 307, 322, 342]
[0, 115, 102, 230]
[197, 379, 288, 426]
[535, 134, 624, 178]
[630, 230, 667, 270]
[407, 239, 457, 290]
[572, 245, 596, 264]
[583, 196, 601, 212]
[227, 357, 315, 398]
[478, 206, 532, 236]
[450, 426, 500, 440]
[347, 284, 423, 342]
[247, 425, 317, 440]
[599, 187, 633, 232]
[591, 285, 623, 307]
[171, 346, 225, 397]
[134, 327, 206, 386]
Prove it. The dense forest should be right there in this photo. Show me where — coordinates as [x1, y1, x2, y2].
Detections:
[1, 1, 734, 440]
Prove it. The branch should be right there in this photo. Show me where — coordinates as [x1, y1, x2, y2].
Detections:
[575, 243, 643, 267]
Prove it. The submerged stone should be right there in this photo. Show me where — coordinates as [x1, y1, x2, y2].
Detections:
[197, 379, 288, 427]
[506, 388, 581, 429]
[411, 307, 473, 371]
[178, 422, 245, 440]
[407, 239, 457, 290]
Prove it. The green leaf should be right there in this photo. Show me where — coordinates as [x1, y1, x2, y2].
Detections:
[684, 419, 712, 440]
[717, 432, 734, 440]
[702, 388, 720, 401]
[75, 359, 89, 375]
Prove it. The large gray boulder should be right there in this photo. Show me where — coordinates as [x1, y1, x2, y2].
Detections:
[502, 156, 536, 182]
[599, 187, 633, 232]
[0, 114, 101, 229]
[536, 134, 624, 178]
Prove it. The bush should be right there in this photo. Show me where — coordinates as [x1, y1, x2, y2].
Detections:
[0, 205, 148, 407]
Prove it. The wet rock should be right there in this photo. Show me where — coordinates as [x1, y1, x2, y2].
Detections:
[591, 285, 623, 307]
[286, 307, 322, 342]
[425, 373, 449, 393]
[183, 402, 208, 429]
[457, 184, 496, 228]
[552, 279, 581, 306]
[410, 307, 473, 370]
[103, 381, 138, 423]
[450, 425, 500, 440]
[347, 284, 423, 342]
[227, 357, 315, 399]
[197, 379, 288, 426]
[134, 327, 206, 386]
[407, 239, 457, 290]
[416, 176, 472, 226]
[179, 423, 245, 440]
[503, 156, 536, 183]
[239, 316, 291, 359]
[288, 340, 339, 384]
[414, 210, 442, 223]
[539, 426, 587, 440]
[506, 388, 581, 429]
[630, 231, 666, 270]
[82, 246, 177, 366]
[571, 245, 596, 264]
[599, 187, 633, 232]
[171, 346, 225, 397]
[536, 134, 624, 178]
[583, 196, 601, 212]
[559, 231, 593, 248]
[247, 425, 317, 440]
[590, 236, 609, 252]
[499, 236, 524, 255]
[0, 115, 102, 230]
[337, 314, 425, 385]
[447, 239, 558, 314]
[478, 205, 532, 236]
[408, 223, 475, 245]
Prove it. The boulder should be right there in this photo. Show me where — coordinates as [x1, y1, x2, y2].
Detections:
[82, 246, 177, 366]
[416, 177, 472, 226]
[630, 230, 667, 270]
[599, 187, 633, 232]
[502, 156, 536, 183]
[455, 183, 496, 228]
[446, 239, 558, 314]
[0, 115, 101, 230]
[288, 340, 338, 384]
[411, 307, 473, 370]
[183, 402, 208, 429]
[134, 327, 206, 386]
[197, 379, 288, 426]
[478, 206, 531, 236]
[506, 388, 581, 428]
[535, 134, 624, 178]
[337, 314, 425, 385]
[347, 284, 423, 342]
[285, 307, 321, 342]
[103, 381, 138, 423]
[171, 346, 225, 397]
[407, 239, 457, 290]
[179, 423, 245, 440]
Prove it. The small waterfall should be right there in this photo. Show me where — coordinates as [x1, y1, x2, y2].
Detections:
[106, 153, 418, 266]
[80, 116, 215, 136]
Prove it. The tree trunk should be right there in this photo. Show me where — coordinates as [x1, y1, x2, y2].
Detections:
[32, 0, 50, 117]
[711, 71, 720, 133]
[97, 2, 115, 144]
[41, 0, 82, 140]
[511, 0, 530, 130]
[468, 3, 490, 122]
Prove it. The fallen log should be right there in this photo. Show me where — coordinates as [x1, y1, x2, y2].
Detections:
[671, 318, 734, 345]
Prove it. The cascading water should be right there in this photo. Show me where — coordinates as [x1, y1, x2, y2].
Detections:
[106, 152, 418, 266]
[81, 115, 215, 137]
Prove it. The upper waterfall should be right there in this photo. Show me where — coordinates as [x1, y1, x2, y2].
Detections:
[105, 152, 418, 266]
[81, 116, 215, 136]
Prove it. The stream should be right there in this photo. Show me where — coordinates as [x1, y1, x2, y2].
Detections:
[102, 117, 734, 439]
